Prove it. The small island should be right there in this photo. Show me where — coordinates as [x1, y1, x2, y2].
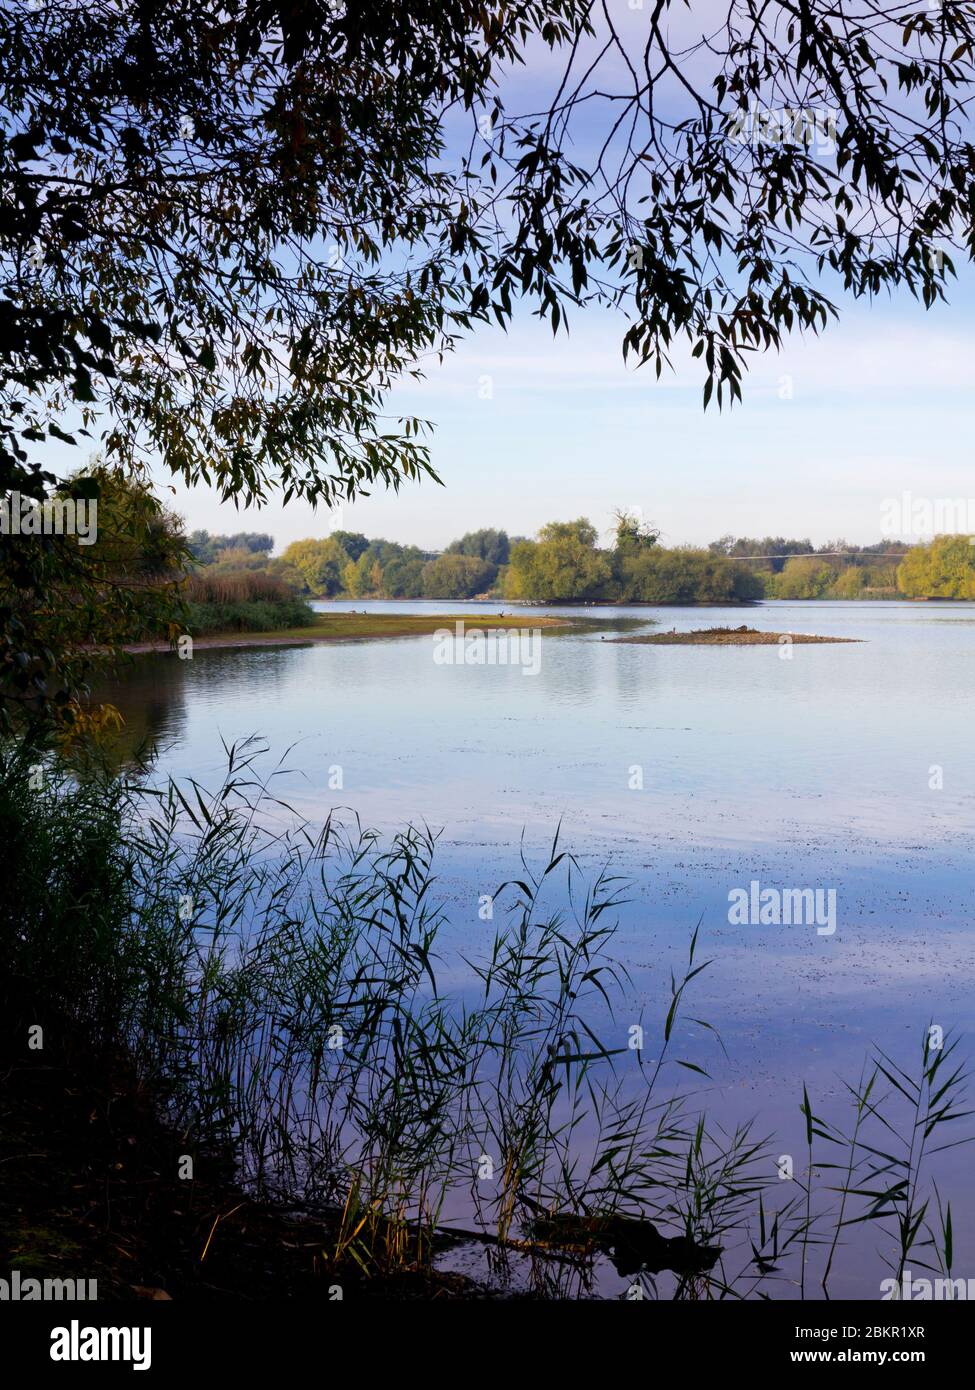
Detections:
[610, 625, 861, 645]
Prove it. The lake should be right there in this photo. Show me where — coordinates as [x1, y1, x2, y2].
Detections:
[101, 598, 975, 1297]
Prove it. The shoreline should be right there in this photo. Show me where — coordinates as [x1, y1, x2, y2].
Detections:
[119, 611, 597, 655]
[0, 1031, 484, 1302]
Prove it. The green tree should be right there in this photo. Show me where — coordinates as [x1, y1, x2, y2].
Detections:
[382, 556, 427, 599]
[505, 519, 612, 601]
[0, 465, 187, 732]
[829, 566, 867, 599]
[446, 529, 509, 567]
[265, 558, 308, 594]
[708, 536, 815, 574]
[420, 553, 495, 598]
[188, 532, 274, 563]
[620, 547, 761, 604]
[6, 0, 966, 482]
[6, 1, 975, 724]
[613, 510, 660, 557]
[343, 549, 386, 598]
[897, 536, 975, 599]
[330, 532, 371, 564]
[280, 538, 349, 596]
[768, 557, 836, 599]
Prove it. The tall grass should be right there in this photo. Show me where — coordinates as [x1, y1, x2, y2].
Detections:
[183, 570, 295, 605]
[181, 569, 314, 633]
[0, 738, 969, 1297]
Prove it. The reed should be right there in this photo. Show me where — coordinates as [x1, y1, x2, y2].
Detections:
[182, 570, 294, 605]
[1, 738, 969, 1297]
[179, 569, 315, 633]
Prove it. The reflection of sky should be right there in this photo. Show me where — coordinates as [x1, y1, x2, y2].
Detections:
[103, 597, 975, 1291]
[110, 598, 975, 1010]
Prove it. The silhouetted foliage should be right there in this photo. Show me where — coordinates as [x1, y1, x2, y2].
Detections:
[5, 1, 973, 719]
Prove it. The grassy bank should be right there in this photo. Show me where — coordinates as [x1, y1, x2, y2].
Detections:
[131, 610, 602, 652]
[0, 741, 964, 1299]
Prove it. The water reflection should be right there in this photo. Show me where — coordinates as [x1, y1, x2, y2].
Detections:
[89, 599, 975, 1294]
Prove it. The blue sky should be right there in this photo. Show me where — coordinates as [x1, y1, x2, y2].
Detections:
[144, 9, 974, 551]
[169, 282, 975, 552]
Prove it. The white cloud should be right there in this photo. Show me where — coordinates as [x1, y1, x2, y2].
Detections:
[397, 312, 975, 405]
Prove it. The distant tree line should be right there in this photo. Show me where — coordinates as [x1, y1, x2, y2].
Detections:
[187, 531, 276, 565]
[708, 536, 912, 599]
[271, 528, 510, 600]
[505, 516, 764, 603]
[187, 521, 975, 605]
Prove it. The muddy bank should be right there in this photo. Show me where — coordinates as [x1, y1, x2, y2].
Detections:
[609, 625, 861, 645]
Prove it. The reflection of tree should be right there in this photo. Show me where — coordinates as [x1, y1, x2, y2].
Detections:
[87, 646, 311, 771]
[86, 656, 189, 772]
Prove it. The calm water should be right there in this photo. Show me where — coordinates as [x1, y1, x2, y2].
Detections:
[101, 599, 975, 1296]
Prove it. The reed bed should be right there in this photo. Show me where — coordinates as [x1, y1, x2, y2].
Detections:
[1, 738, 968, 1297]
[178, 569, 314, 633]
[182, 570, 295, 605]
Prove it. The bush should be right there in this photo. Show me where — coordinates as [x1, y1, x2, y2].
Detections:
[765, 557, 836, 599]
[184, 599, 315, 634]
[620, 548, 762, 604]
[897, 535, 975, 599]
